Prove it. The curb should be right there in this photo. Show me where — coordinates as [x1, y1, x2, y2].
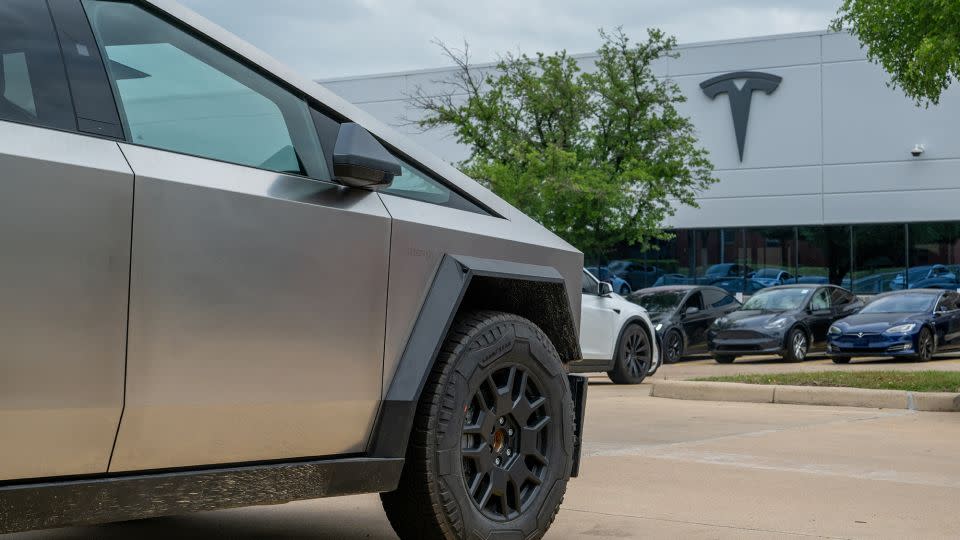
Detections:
[650, 380, 960, 412]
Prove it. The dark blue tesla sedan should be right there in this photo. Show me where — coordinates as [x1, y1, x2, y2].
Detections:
[827, 289, 960, 363]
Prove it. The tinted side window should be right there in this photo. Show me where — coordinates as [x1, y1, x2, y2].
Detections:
[810, 288, 831, 310]
[937, 294, 958, 312]
[703, 288, 736, 309]
[830, 288, 854, 306]
[0, 0, 75, 130]
[684, 292, 704, 311]
[581, 271, 599, 295]
[84, 0, 328, 179]
[380, 157, 490, 215]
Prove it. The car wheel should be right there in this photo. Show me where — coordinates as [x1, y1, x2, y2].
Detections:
[783, 328, 809, 362]
[607, 324, 652, 384]
[381, 310, 573, 540]
[713, 355, 736, 364]
[619, 284, 631, 296]
[663, 330, 683, 364]
[832, 357, 851, 364]
[914, 328, 935, 362]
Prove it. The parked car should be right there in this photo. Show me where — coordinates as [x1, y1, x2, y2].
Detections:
[653, 273, 694, 286]
[587, 265, 632, 295]
[704, 263, 753, 282]
[751, 268, 794, 288]
[627, 286, 741, 364]
[578, 270, 661, 382]
[890, 265, 959, 290]
[827, 290, 960, 362]
[712, 277, 768, 295]
[612, 262, 664, 290]
[0, 1, 587, 537]
[708, 285, 863, 363]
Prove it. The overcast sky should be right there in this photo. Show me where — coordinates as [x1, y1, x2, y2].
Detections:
[179, 0, 840, 80]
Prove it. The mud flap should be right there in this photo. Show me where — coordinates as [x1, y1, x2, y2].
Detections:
[568, 374, 588, 477]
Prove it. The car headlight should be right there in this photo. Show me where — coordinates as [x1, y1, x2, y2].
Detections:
[655, 323, 663, 332]
[765, 318, 788, 330]
[828, 325, 842, 336]
[884, 323, 917, 334]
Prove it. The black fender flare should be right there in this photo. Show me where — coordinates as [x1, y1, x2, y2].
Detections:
[368, 254, 580, 459]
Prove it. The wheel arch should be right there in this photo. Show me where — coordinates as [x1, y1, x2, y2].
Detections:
[368, 254, 581, 459]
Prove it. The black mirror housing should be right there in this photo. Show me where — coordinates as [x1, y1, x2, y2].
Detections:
[332, 123, 402, 188]
[599, 282, 614, 296]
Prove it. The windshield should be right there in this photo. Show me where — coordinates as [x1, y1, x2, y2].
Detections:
[629, 291, 685, 313]
[861, 294, 936, 314]
[741, 289, 809, 311]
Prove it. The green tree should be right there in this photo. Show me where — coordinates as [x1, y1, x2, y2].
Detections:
[407, 29, 715, 259]
[832, 0, 960, 105]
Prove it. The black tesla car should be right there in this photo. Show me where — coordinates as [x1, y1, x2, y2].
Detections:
[627, 286, 741, 363]
[707, 284, 863, 363]
[827, 289, 960, 363]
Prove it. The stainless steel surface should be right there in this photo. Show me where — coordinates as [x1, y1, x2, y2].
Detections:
[377, 194, 582, 392]
[110, 144, 390, 471]
[0, 122, 132, 480]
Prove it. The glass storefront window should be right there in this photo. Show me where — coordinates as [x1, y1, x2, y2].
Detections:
[852, 224, 905, 294]
[744, 227, 796, 292]
[797, 225, 850, 287]
[907, 222, 960, 290]
[697, 229, 749, 294]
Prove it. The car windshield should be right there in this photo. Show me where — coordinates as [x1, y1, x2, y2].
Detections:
[629, 291, 685, 313]
[740, 289, 809, 311]
[754, 269, 782, 278]
[861, 294, 936, 314]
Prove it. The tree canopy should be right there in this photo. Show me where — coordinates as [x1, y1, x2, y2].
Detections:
[833, 0, 960, 105]
[408, 29, 715, 258]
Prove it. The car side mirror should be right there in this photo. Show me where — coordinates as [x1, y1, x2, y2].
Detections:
[332, 123, 402, 188]
[599, 282, 614, 296]
[684, 306, 700, 317]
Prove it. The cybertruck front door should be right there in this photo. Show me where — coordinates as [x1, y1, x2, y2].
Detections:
[84, 0, 391, 471]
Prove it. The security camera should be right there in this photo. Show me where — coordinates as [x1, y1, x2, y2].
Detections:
[911, 144, 925, 157]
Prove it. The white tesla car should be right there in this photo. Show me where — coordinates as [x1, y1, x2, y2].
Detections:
[577, 269, 661, 384]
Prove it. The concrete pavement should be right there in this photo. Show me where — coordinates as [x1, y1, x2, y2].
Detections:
[9, 381, 960, 539]
[651, 353, 960, 380]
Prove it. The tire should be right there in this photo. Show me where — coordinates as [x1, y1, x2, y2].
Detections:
[783, 328, 809, 362]
[914, 327, 935, 362]
[832, 357, 851, 364]
[607, 324, 653, 384]
[713, 355, 736, 364]
[381, 310, 574, 540]
[663, 330, 683, 364]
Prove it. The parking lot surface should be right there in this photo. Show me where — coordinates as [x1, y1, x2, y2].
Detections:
[10, 362, 960, 539]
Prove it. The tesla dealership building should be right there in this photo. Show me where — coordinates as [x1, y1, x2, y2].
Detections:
[321, 30, 960, 295]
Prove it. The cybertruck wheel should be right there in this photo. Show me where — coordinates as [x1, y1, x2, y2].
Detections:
[607, 324, 652, 384]
[381, 310, 574, 540]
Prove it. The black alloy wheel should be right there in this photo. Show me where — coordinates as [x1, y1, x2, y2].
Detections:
[607, 325, 652, 384]
[461, 365, 550, 521]
[915, 328, 934, 361]
[664, 330, 683, 364]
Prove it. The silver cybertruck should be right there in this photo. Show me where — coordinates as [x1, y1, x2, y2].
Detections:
[0, 1, 587, 538]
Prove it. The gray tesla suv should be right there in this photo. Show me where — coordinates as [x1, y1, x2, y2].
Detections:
[0, 1, 586, 538]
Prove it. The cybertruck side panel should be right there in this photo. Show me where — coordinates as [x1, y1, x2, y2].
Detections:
[376, 194, 583, 396]
[110, 144, 391, 472]
[0, 122, 132, 480]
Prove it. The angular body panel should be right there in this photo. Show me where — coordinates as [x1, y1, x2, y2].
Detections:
[0, 123, 132, 480]
[110, 145, 390, 471]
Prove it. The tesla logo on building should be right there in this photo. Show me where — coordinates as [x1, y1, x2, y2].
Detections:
[700, 71, 782, 161]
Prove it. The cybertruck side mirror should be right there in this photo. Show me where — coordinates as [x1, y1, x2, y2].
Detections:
[332, 123, 402, 188]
